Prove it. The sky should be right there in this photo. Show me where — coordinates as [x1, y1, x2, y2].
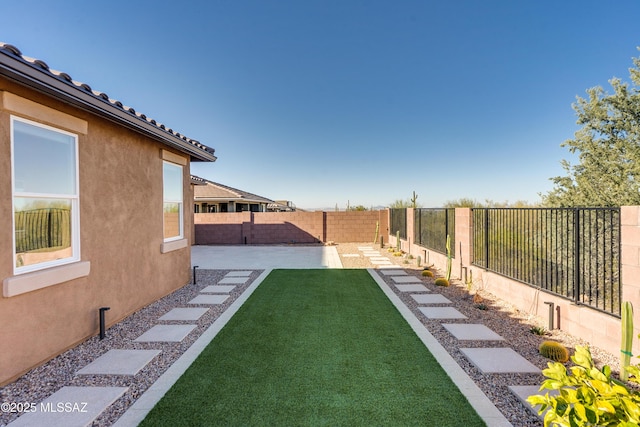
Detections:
[3, 1, 640, 210]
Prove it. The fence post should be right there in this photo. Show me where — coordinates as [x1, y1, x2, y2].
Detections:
[573, 208, 581, 304]
[484, 209, 489, 269]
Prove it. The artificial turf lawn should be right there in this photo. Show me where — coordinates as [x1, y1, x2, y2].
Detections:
[140, 269, 485, 426]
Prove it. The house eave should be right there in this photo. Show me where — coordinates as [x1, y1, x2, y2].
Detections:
[0, 45, 217, 162]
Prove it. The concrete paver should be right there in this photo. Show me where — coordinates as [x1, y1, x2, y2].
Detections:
[159, 307, 209, 321]
[411, 294, 452, 304]
[8, 386, 128, 427]
[418, 307, 468, 319]
[77, 350, 161, 376]
[395, 284, 430, 292]
[225, 270, 253, 277]
[188, 294, 230, 305]
[443, 324, 505, 341]
[391, 276, 422, 284]
[134, 325, 197, 342]
[200, 285, 236, 293]
[380, 269, 407, 276]
[460, 348, 540, 374]
[218, 277, 249, 285]
[509, 385, 557, 418]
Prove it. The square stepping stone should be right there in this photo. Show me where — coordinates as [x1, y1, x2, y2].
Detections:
[395, 284, 430, 292]
[134, 325, 197, 342]
[391, 276, 422, 284]
[200, 285, 235, 293]
[16, 388, 125, 424]
[509, 385, 558, 418]
[188, 294, 229, 305]
[358, 246, 374, 251]
[225, 270, 253, 277]
[419, 307, 468, 319]
[7, 386, 128, 427]
[377, 264, 398, 269]
[380, 269, 407, 276]
[460, 348, 540, 373]
[371, 259, 393, 265]
[219, 277, 249, 285]
[77, 349, 161, 375]
[411, 294, 451, 304]
[159, 307, 209, 321]
[363, 253, 382, 257]
[442, 324, 505, 341]
[369, 256, 390, 261]
[341, 253, 360, 257]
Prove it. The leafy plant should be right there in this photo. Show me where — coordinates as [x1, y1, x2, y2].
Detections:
[530, 326, 548, 336]
[539, 341, 570, 363]
[474, 303, 488, 311]
[434, 278, 449, 287]
[528, 345, 640, 426]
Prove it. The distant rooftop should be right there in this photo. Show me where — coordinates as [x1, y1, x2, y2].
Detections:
[192, 176, 274, 204]
[0, 42, 217, 162]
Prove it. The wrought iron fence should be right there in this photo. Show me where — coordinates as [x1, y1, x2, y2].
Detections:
[414, 208, 455, 256]
[390, 209, 407, 240]
[472, 208, 621, 316]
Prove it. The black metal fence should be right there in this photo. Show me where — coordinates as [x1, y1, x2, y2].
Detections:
[472, 208, 621, 316]
[14, 208, 71, 253]
[414, 208, 455, 256]
[390, 209, 407, 240]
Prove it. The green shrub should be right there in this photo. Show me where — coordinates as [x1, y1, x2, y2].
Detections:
[434, 278, 449, 287]
[539, 341, 570, 363]
[528, 346, 640, 426]
[421, 270, 434, 278]
[529, 326, 547, 336]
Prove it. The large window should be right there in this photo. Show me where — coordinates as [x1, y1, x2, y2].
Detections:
[163, 161, 183, 241]
[12, 117, 80, 273]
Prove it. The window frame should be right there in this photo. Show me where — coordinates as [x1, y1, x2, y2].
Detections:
[162, 159, 184, 242]
[10, 115, 81, 275]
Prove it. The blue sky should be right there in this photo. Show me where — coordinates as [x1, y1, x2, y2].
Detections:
[3, 1, 640, 209]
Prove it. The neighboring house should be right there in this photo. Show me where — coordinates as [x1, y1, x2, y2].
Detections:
[0, 43, 216, 385]
[193, 176, 275, 213]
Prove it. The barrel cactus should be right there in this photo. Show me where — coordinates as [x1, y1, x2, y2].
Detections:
[421, 270, 434, 278]
[539, 341, 570, 363]
[434, 278, 449, 287]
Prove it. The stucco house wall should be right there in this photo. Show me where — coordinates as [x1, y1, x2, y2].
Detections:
[0, 45, 215, 385]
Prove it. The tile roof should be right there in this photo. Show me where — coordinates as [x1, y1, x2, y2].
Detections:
[192, 175, 274, 204]
[0, 42, 217, 162]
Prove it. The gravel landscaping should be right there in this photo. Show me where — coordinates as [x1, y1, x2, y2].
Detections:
[0, 243, 621, 427]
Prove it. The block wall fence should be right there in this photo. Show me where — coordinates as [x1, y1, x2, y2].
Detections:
[389, 207, 640, 357]
[194, 210, 389, 245]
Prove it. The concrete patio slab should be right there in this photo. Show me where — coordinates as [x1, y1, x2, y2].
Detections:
[391, 276, 422, 283]
[77, 350, 161, 376]
[218, 277, 249, 285]
[192, 245, 342, 269]
[443, 324, 505, 341]
[158, 307, 209, 321]
[380, 269, 407, 276]
[134, 325, 197, 342]
[200, 285, 235, 293]
[7, 386, 127, 427]
[395, 284, 430, 292]
[411, 294, 452, 304]
[225, 270, 254, 277]
[188, 294, 229, 305]
[461, 348, 540, 374]
[419, 307, 468, 319]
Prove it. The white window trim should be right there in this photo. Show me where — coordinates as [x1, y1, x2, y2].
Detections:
[11, 116, 81, 275]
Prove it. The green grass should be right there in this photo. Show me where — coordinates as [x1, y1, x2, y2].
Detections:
[140, 269, 485, 426]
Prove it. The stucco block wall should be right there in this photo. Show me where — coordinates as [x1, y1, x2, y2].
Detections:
[390, 206, 640, 355]
[195, 210, 389, 244]
[0, 81, 193, 385]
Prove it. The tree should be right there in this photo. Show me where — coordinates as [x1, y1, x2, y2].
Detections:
[542, 51, 640, 207]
